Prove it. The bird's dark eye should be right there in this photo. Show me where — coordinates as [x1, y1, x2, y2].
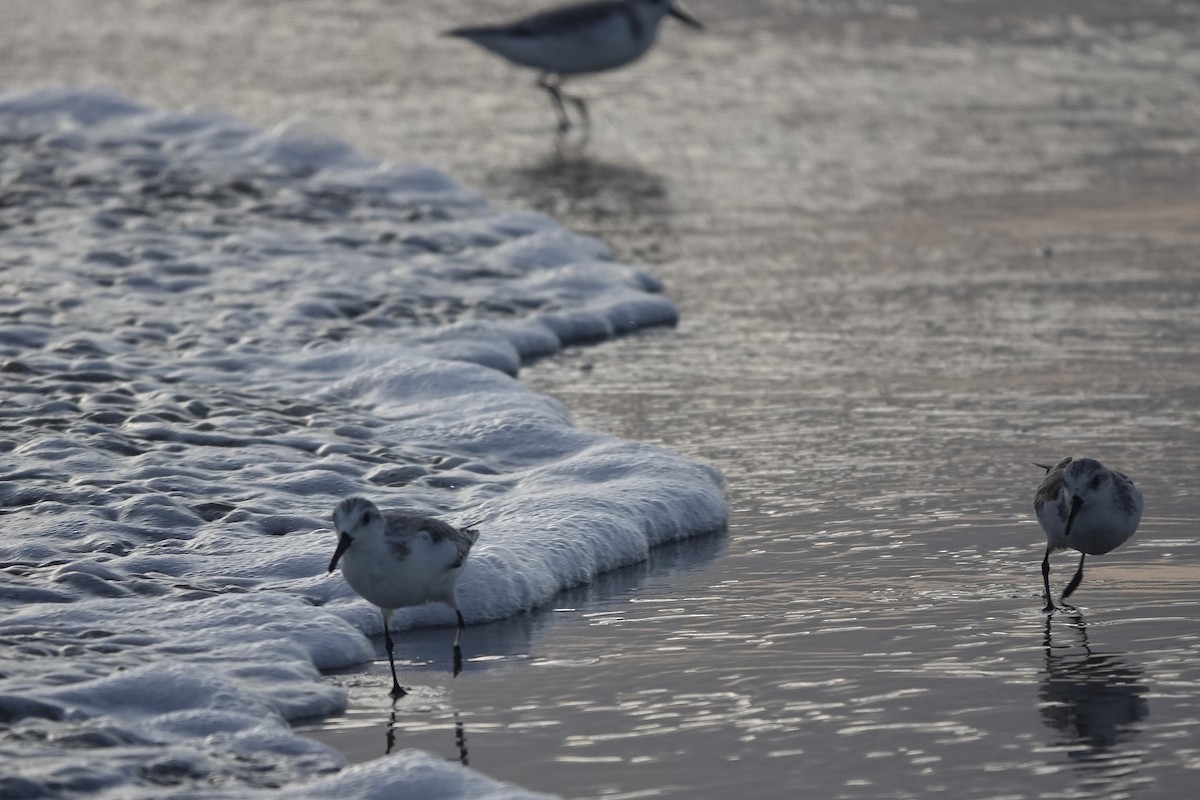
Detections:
[361, 511, 371, 526]
[1091, 475, 1102, 489]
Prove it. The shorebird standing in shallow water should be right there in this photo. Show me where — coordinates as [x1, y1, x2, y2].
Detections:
[328, 496, 481, 698]
[1033, 457, 1143, 613]
[446, 0, 703, 132]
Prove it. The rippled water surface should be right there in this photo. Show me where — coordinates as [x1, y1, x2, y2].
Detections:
[295, 3, 1200, 796]
[300, 232, 1200, 797]
[7, 0, 1200, 797]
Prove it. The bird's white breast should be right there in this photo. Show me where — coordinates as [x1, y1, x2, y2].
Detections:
[1070, 503, 1140, 555]
[339, 530, 463, 611]
[1038, 485, 1142, 555]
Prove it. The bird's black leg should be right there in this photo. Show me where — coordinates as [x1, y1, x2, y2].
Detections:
[537, 74, 572, 132]
[382, 610, 406, 699]
[1041, 547, 1056, 613]
[453, 609, 466, 677]
[1060, 552, 1086, 608]
[566, 92, 590, 132]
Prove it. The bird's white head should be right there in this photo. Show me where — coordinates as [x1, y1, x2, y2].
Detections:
[1061, 458, 1109, 500]
[329, 496, 384, 573]
[1059, 458, 1109, 537]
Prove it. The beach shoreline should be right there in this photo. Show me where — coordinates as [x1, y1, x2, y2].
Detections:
[5, 1, 1200, 797]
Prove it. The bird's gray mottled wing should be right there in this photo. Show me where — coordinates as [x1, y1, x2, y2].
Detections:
[454, 1, 630, 38]
[379, 511, 428, 535]
[1034, 463, 1066, 515]
[375, 511, 421, 561]
[1111, 472, 1140, 514]
[519, 1, 638, 40]
[382, 510, 478, 565]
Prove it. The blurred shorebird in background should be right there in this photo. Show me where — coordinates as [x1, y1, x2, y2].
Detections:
[446, 0, 703, 132]
[1033, 457, 1143, 613]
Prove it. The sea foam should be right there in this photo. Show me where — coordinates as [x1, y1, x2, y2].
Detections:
[0, 87, 726, 797]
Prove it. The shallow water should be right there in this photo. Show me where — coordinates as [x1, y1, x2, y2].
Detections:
[298, 2, 1200, 796]
[7, 0, 1200, 797]
[298, 219, 1200, 797]
[299, 2, 1200, 797]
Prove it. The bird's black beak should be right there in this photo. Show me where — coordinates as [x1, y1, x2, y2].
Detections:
[328, 532, 352, 573]
[1033, 462, 1053, 473]
[1064, 495, 1084, 539]
[669, 4, 704, 29]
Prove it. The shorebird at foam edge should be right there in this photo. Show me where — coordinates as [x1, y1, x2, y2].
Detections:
[445, 0, 703, 132]
[328, 496, 481, 698]
[1033, 457, 1143, 613]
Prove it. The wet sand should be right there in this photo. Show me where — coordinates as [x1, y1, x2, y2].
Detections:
[6, 1, 1200, 797]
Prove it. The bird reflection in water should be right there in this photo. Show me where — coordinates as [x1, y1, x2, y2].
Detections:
[385, 707, 470, 767]
[494, 151, 674, 282]
[501, 151, 669, 234]
[1039, 614, 1149, 787]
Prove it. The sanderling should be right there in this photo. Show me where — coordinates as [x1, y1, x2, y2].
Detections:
[328, 496, 481, 698]
[446, 0, 703, 132]
[1033, 457, 1143, 612]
